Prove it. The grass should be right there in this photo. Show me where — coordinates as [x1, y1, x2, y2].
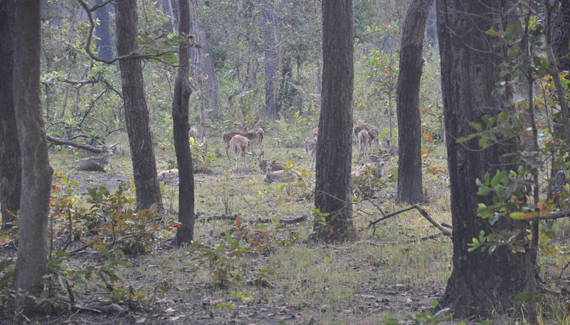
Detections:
[4, 131, 570, 324]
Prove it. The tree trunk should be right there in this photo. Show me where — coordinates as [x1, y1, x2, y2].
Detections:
[13, 0, 53, 302]
[190, 0, 207, 141]
[395, 0, 433, 205]
[436, 0, 535, 317]
[94, 0, 113, 61]
[553, 0, 570, 74]
[115, 0, 163, 211]
[313, 0, 354, 242]
[0, 0, 21, 230]
[262, 1, 277, 116]
[191, 18, 220, 115]
[174, 0, 195, 245]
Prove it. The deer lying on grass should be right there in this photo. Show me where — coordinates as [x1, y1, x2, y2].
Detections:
[304, 137, 318, 170]
[222, 127, 264, 160]
[230, 134, 252, 171]
[357, 129, 372, 158]
[76, 143, 118, 172]
[251, 151, 286, 173]
[352, 155, 386, 178]
[188, 127, 198, 141]
[353, 123, 379, 148]
[157, 169, 179, 183]
[263, 164, 302, 184]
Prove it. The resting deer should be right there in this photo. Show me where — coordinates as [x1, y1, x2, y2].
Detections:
[230, 134, 252, 171]
[357, 129, 372, 158]
[222, 127, 263, 160]
[76, 143, 118, 172]
[353, 155, 386, 178]
[304, 137, 318, 170]
[251, 151, 286, 173]
[188, 127, 198, 141]
[157, 169, 179, 183]
[263, 164, 302, 184]
[353, 123, 379, 148]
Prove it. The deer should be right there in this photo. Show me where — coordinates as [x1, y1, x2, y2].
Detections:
[304, 137, 318, 170]
[353, 155, 386, 178]
[250, 151, 286, 173]
[310, 127, 318, 139]
[222, 127, 263, 160]
[353, 123, 379, 148]
[76, 143, 118, 172]
[157, 169, 179, 183]
[357, 129, 372, 158]
[188, 127, 198, 141]
[229, 134, 253, 171]
[263, 164, 302, 184]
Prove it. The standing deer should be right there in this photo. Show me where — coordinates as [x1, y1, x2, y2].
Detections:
[222, 127, 263, 160]
[310, 127, 318, 139]
[357, 129, 372, 158]
[229, 134, 252, 171]
[304, 137, 318, 170]
[263, 164, 302, 184]
[76, 143, 118, 172]
[353, 123, 379, 148]
[188, 127, 198, 141]
[250, 151, 286, 173]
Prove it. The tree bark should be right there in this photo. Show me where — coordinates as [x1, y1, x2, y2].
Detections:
[190, 0, 207, 141]
[174, 0, 195, 245]
[115, 0, 163, 211]
[395, 0, 433, 205]
[436, 0, 535, 317]
[553, 0, 570, 74]
[262, 0, 277, 116]
[190, 17, 219, 115]
[0, 0, 21, 230]
[94, 0, 113, 61]
[313, 0, 354, 242]
[13, 0, 54, 301]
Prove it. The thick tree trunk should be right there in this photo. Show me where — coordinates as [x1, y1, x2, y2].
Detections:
[13, 0, 53, 301]
[313, 0, 354, 242]
[436, 0, 535, 317]
[553, 0, 570, 74]
[190, 18, 219, 115]
[190, 0, 207, 141]
[174, 0, 195, 245]
[94, 0, 113, 61]
[262, 1, 277, 116]
[115, 0, 163, 211]
[0, 0, 21, 230]
[395, 0, 433, 205]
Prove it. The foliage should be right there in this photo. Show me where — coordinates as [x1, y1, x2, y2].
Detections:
[382, 301, 453, 324]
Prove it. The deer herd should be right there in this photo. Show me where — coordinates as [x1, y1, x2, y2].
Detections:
[76, 122, 391, 185]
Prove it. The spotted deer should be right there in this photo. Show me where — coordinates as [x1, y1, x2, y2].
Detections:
[222, 127, 264, 160]
[353, 123, 379, 148]
[263, 164, 302, 184]
[157, 169, 179, 183]
[76, 143, 118, 172]
[304, 137, 318, 170]
[353, 155, 386, 178]
[357, 129, 372, 158]
[229, 134, 252, 171]
[251, 151, 286, 173]
[188, 127, 198, 141]
[310, 127, 318, 139]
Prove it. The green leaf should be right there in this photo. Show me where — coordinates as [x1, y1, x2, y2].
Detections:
[512, 291, 537, 303]
[485, 27, 502, 36]
[491, 170, 506, 188]
[469, 122, 482, 131]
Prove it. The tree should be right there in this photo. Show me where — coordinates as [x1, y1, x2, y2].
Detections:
[313, 0, 354, 241]
[190, 0, 206, 140]
[262, 0, 278, 115]
[395, 0, 433, 204]
[94, 0, 113, 61]
[436, 0, 536, 317]
[115, 0, 163, 211]
[0, 0, 21, 230]
[173, 0, 195, 245]
[553, 0, 570, 74]
[13, 0, 54, 303]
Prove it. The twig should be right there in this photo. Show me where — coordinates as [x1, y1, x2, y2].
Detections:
[197, 214, 307, 225]
[368, 204, 452, 237]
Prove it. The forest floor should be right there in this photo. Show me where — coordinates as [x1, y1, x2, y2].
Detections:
[2, 135, 570, 324]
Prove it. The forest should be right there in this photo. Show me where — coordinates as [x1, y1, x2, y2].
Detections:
[2, 0, 570, 324]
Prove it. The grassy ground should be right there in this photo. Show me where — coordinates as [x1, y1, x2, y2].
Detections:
[3, 131, 570, 324]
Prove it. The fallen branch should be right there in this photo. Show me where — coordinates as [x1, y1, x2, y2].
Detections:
[46, 134, 106, 153]
[197, 214, 307, 225]
[368, 204, 452, 237]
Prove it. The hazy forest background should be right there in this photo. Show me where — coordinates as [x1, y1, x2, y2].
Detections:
[3, 0, 570, 324]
